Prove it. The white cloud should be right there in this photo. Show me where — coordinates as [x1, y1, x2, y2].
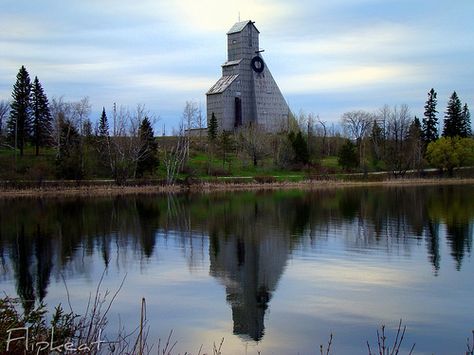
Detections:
[0, 16, 51, 40]
[281, 64, 420, 94]
[167, 0, 292, 33]
[1, 0, 473, 129]
[279, 24, 416, 58]
[129, 73, 214, 93]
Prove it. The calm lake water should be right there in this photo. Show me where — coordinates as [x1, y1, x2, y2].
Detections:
[0, 185, 473, 354]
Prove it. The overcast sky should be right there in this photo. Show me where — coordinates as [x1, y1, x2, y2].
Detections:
[1, 0, 473, 133]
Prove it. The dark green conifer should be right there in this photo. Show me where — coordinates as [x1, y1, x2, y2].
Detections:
[370, 120, 384, 162]
[422, 88, 438, 144]
[56, 117, 83, 179]
[8, 65, 32, 156]
[136, 116, 158, 177]
[31, 76, 52, 156]
[443, 91, 463, 137]
[208, 112, 218, 142]
[338, 139, 358, 171]
[409, 116, 422, 138]
[460, 103, 471, 138]
[289, 130, 309, 165]
[98, 107, 109, 138]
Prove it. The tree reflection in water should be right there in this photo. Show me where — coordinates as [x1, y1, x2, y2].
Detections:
[0, 185, 473, 341]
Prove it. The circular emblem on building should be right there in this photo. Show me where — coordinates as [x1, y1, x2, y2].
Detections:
[251, 56, 265, 73]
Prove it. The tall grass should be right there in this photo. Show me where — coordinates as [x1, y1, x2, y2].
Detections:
[1, 285, 472, 354]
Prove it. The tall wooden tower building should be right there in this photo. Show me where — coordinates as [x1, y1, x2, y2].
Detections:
[206, 21, 290, 132]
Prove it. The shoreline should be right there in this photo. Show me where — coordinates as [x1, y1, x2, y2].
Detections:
[0, 177, 473, 198]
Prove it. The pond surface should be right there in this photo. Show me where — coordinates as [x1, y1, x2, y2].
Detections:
[0, 185, 473, 354]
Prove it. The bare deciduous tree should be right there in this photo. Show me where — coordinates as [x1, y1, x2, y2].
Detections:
[341, 110, 373, 168]
[238, 123, 270, 167]
[71, 97, 91, 136]
[50, 97, 73, 158]
[317, 116, 329, 156]
[196, 103, 204, 141]
[384, 104, 414, 175]
[342, 110, 373, 143]
[183, 101, 199, 131]
[0, 100, 10, 144]
[182, 100, 200, 161]
[106, 104, 156, 183]
[164, 120, 189, 185]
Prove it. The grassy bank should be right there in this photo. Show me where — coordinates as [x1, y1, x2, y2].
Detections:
[1, 144, 474, 198]
[1, 176, 474, 198]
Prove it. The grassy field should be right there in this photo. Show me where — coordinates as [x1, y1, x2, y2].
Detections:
[0, 146, 57, 180]
[1, 142, 473, 188]
[0, 144, 317, 181]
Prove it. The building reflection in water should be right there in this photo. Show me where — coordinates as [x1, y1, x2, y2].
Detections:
[0, 186, 473, 342]
[209, 230, 289, 340]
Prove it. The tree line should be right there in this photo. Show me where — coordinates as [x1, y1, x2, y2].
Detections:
[337, 88, 473, 175]
[1, 66, 473, 183]
[1, 66, 158, 183]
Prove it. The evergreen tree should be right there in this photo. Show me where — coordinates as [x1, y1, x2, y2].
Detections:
[8, 65, 32, 156]
[31, 76, 52, 156]
[82, 119, 94, 140]
[443, 91, 463, 137]
[338, 139, 358, 171]
[370, 120, 384, 162]
[136, 116, 158, 177]
[98, 107, 109, 138]
[422, 88, 438, 144]
[219, 130, 234, 168]
[407, 116, 424, 169]
[56, 117, 83, 179]
[288, 130, 309, 165]
[0, 100, 9, 140]
[409, 116, 422, 138]
[208, 112, 218, 142]
[460, 103, 471, 138]
[95, 107, 111, 175]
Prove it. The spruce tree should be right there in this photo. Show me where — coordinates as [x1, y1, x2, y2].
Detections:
[56, 117, 83, 179]
[443, 91, 463, 137]
[370, 120, 384, 162]
[422, 88, 438, 144]
[219, 130, 234, 168]
[407, 117, 423, 170]
[289, 130, 309, 165]
[136, 116, 158, 177]
[98, 107, 109, 138]
[0, 100, 9, 140]
[82, 119, 93, 139]
[31, 76, 52, 156]
[409, 116, 422, 137]
[8, 65, 32, 156]
[460, 103, 471, 138]
[338, 139, 358, 171]
[208, 112, 218, 142]
[96, 107, 110, 174]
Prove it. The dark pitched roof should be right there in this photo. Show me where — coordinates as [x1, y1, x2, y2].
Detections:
[227, 20, 259, 35]
[222, 59, 242, 67]
[206, 74, 239, 95]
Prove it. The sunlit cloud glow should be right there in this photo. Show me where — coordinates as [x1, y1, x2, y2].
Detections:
[0, 0, 473, 129]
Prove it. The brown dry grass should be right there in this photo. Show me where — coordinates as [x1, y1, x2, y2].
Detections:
[191, 177, 474, 193]
[1, 177, 473, 199]
[0, 184, 182, 199]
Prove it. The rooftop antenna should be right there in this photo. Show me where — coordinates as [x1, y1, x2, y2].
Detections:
[238, 11, 240, 22]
